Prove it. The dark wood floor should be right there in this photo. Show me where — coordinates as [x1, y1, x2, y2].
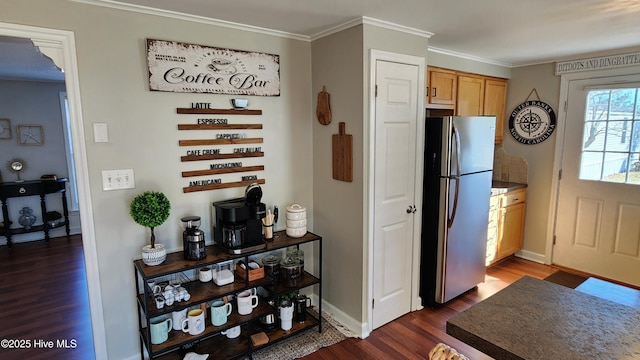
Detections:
[0, 235, 95, 360]
[303, 257, 558, 360]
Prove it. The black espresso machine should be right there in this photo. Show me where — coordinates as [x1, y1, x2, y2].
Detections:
[213, 184, 267, 254]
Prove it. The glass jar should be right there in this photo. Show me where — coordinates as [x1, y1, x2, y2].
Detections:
[261, 254, 281, 281]
[280, 258, 302, 287]
[286, 247, 304, 273]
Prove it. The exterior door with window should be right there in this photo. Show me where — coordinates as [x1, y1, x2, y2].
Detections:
[554, 75, 640, 287]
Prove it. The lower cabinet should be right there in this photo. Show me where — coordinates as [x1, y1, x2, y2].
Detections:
[134, 231, 322, 359]
[486, 188, 526, 266]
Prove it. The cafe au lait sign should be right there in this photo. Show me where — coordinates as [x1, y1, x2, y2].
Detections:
[147, 39, 280, 96]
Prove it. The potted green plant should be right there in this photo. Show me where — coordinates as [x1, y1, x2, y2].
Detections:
[130, 191, 171, 266]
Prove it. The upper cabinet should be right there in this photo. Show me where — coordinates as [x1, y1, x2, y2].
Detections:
[457, 74, 485, 116]
[483, 79, 508, 144]
[426, 67, 457, 108]
[426, 66, 508, 144]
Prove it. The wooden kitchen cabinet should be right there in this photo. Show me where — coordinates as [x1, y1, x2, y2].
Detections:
[426, 66, 508, 144]
[456, 74, 484, 116]
[486, 188, 526, 266]
[483, 78, 508, 144]
[426, 67, 457, 108]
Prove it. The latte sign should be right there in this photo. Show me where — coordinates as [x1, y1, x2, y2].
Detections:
[147, 39, 280, 96]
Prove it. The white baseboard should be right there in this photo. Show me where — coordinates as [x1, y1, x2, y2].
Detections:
[315, 296, 367, 338]
[516, 249, 546, 264]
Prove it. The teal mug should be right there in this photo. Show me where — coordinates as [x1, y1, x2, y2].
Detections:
[150, 316, 172, 345]
[211, 300, 232, 326]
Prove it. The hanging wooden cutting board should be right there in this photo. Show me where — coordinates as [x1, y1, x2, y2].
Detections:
[316, 86, 332, 125]
[332, 122, 353, 182]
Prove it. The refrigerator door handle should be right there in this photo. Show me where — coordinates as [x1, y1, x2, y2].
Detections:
[447, 126, 462, 228]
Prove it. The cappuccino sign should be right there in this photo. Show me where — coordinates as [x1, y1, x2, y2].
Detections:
[147, 39, 280, 96]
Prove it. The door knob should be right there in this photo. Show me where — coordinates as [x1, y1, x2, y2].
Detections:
[406, 205, 417, 214]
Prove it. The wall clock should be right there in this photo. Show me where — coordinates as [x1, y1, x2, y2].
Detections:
[508, 100, 556, 145]
[17, 124, 44, 146]
[0, 118, 11, 140]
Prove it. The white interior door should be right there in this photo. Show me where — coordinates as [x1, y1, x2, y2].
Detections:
[372, 59, 419, 329]
[554, 74, 640, 287]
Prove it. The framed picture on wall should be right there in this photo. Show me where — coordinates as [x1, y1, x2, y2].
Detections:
[17, 124, 44, 145]
[0, 118, 11, 140]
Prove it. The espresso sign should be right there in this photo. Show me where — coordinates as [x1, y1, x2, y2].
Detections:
[147, 39, 280, 96]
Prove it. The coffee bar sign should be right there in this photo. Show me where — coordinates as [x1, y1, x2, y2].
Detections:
[147, 39, 280, 96]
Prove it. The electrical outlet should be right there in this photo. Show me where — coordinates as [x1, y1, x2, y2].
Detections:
[102, 169, 135, 191]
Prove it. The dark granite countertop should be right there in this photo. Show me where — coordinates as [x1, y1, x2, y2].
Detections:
[446, 276, 640, 360]
[491, 180, 527, 196]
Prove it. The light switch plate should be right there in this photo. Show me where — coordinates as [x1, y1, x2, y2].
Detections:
[102, 169, 135, 191]
[93, 123, 109, 143]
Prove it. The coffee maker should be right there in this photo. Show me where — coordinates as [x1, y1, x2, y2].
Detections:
[213, 184, 267, 254]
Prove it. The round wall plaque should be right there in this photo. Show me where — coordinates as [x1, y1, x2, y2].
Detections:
[508, 100, 557, 144]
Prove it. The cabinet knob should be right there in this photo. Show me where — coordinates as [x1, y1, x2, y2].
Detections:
[19, 187, 26, 194]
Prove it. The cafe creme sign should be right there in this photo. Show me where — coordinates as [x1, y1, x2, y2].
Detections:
[147, 39, 280, 96]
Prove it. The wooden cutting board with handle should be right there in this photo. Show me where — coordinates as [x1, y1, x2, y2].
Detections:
[332, 122, 353, 182]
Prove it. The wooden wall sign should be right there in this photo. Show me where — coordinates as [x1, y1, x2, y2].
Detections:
[178, 105, 265, 193]
[147, 39, 280, 96]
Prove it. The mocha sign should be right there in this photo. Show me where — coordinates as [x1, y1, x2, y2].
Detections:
[147, 39, 280, 96]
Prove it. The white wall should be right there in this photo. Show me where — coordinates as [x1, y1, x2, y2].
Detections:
[0, 1, 312, 358]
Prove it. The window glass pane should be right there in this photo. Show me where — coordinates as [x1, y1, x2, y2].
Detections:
[610, 88, 636, 115]
[586, 90, 610, 121]
[582, 121, 606, 151]
[601, 152, 627, 182]
[632, 121, 640, 154]
[605, 121, 631, 152]
[579, 152, 603, 180]
[630, 152, 640, 185]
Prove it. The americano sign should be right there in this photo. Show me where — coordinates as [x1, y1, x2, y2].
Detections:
[147, 39, 280, 96]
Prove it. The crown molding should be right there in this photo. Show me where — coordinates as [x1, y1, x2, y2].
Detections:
[310, 16, 433, 41]
[428, 46, 513, 68]
[72, 0, 310, 41]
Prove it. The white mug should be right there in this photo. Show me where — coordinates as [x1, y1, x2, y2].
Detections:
[199, 267, 213, 282]
[221, 325, 241, 339]
[236, 290, 259, 315]
[171, 308, 188, 330]
[181, 309, 205, 335]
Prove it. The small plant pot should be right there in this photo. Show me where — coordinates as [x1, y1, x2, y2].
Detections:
[142, 244, 167, 266]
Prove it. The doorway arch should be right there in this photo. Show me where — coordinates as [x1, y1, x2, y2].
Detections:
[0, 21, 107, 358]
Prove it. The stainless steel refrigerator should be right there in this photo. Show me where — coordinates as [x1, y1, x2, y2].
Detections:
[420, 116, 495, 306]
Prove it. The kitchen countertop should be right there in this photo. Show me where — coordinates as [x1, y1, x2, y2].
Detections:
[446, 276, 640, 360]
[491, 180, 527, 196]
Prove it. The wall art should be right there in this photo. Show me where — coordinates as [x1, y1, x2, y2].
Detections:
[147, 39, 280, 96]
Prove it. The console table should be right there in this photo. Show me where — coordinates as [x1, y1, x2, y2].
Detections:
[0, 178, 70, 248]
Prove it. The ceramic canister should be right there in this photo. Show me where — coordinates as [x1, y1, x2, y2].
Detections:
[286, 204, 307, 238]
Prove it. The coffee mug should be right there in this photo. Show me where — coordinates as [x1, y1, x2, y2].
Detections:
[236, 290, 259, 315]
[171, 308, 188, 330]
[154, 295, 165, 310]
[150, 316, 172, 344]
[280, 302, 294, 331]
[211, 300, 232, 326]
[181, 309, 205, 335]
[199, 267, 213, 282]
[221, 325, 241, 339]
